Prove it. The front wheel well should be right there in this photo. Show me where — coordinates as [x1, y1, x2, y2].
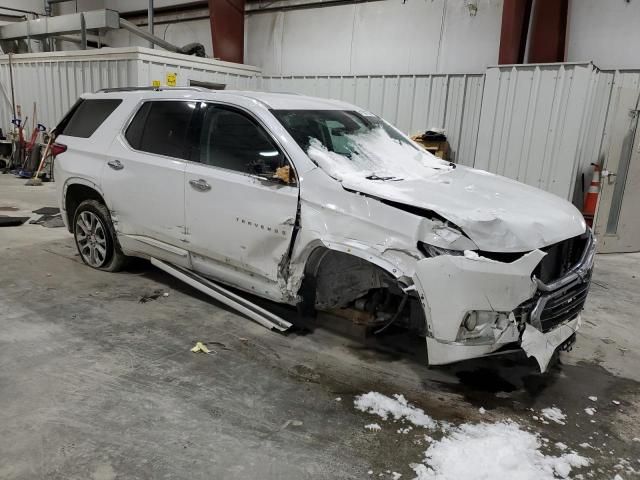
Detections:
[297, 247, 426, 335]
[64, 183, 106, 232]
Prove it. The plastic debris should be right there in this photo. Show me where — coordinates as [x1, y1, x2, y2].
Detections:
[190, 342, 211, 354]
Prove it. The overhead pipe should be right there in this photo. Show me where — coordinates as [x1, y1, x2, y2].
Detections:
[147, 0, 154, 49]
[118, 17, 181, 53]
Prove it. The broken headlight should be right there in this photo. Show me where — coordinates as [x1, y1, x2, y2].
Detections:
[418, 243, 464, 257]
[456, 310, 512, 345]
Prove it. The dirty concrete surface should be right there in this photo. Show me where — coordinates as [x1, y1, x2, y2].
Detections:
[0, 175, 639, 479]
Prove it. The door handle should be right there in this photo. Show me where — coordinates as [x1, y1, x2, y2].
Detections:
[107, 159, 124, 170]
[189, 179, 211, 191]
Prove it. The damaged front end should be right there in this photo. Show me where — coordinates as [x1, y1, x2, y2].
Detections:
[413, 230, 596, 372]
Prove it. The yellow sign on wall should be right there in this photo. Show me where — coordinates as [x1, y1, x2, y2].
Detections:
[152, 80, 161, 87]
[166, 72, 177, 87]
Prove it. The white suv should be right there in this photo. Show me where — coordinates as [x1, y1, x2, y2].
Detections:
[54, 87, 595, 371]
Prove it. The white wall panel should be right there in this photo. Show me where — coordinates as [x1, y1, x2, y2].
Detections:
[246, 0, 503, 76]
[474, 63, 599, 201]
[261, 73, 484, 165]
[567, 0, 640, 70]
[349, 0, 443, 74]
[280, 5, 355, 76]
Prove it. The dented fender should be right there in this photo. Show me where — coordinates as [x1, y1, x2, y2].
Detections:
[413, 250, 546, 365]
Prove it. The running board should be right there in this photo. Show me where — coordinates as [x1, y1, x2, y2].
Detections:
[150, 258, 292, 333]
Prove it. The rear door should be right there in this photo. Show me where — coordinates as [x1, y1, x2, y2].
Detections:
[184, 103, 299, 282]
[102, 99, 198, 250]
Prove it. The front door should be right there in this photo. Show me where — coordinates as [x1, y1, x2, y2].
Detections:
[102, 100, 198, 250]
[184, 103, 299, 283]
[594, 78, 640, 253]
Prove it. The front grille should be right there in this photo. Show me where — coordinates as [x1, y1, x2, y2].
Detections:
[538, 272, 591, 332]
[513, 230, 594, 333]
[514, 273, 591, 333]
[533, 233, 589, 283]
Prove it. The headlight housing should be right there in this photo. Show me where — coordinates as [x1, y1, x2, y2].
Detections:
[456, 310, 513, 345]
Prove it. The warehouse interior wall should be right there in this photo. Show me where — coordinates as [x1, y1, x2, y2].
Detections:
[244, 0, 504, 76]
[565, 0, 640, 70]
[3, 0, 640, 74]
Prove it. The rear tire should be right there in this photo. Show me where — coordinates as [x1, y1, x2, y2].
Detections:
[73, 199, 127, 272]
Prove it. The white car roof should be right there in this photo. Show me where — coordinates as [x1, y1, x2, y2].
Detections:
[84, 88, 357, 111]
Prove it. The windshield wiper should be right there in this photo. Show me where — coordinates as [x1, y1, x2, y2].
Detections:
[365, 174, 403, 181]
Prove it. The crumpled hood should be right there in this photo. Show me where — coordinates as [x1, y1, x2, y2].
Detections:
[341, 165, 586, 252]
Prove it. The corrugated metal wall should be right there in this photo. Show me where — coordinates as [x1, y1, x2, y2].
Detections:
[0, 53, 136, 133]
[474, 63, 601, 201]
[260, 74, 485, 165]
[135, 49, 261, 91]
[0, 48, 260, 133]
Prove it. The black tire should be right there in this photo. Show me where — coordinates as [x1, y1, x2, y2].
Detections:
[73, 199, 127, 272]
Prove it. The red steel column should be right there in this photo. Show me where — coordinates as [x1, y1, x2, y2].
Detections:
[208, 0, 245, 64]
[527, 0, 568, 63]
[498, 0, 533, 64]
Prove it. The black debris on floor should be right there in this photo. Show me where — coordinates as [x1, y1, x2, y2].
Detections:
[29, 214, 65, 228]
[32, 206, 60, 215]
[0, 216, 29, 227]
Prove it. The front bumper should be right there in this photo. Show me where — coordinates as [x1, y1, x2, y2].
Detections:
[414, 231, 595, 371]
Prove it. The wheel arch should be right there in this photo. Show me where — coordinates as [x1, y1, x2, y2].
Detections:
[293, 240, 414, 313]
[63, 179, 107, 232]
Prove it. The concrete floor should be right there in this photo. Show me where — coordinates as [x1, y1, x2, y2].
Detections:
[1, 174, 639, 479]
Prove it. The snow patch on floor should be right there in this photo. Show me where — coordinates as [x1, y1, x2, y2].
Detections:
[541, 407, 567, 425]
[584, 407, 596, 416]
[354, 393, 593, 479]
[354, 392, 437, 429]
[410, 421, 590, 480]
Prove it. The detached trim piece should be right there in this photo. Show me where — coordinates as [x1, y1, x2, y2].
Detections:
[151, 258, 292, 333]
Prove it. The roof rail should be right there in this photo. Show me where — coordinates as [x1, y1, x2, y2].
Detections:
[96, 86, 211, 93]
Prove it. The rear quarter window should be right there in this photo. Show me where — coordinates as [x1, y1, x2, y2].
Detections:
[124, 100, 197, 160]
[57, 98, 122, 138]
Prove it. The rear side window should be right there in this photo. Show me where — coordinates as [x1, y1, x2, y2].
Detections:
[125, 101, 196, 160]
[57, 99, 122, 138]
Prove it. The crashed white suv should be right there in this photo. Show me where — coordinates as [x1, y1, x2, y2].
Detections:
[54, 87, 595, 372]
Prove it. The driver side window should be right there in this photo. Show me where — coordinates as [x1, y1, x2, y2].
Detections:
[198, 104, 288, 178]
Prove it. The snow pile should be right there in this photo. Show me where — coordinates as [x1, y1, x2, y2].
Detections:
[306, 129, 451, 184]
[365, 423, 382, 431]
[354, 393, 593, 480]
[410, 421, 590, 480]
[584, 407, 596, 416]
[354, 392, 437, 429]
[541, 407, 567, 425]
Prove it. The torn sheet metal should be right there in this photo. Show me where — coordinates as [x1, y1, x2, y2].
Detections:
[521, 317, 581, 372]
[415, 250, 545, 366]
[414, 250, 544, 341]
[151, 258, 292, 333]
